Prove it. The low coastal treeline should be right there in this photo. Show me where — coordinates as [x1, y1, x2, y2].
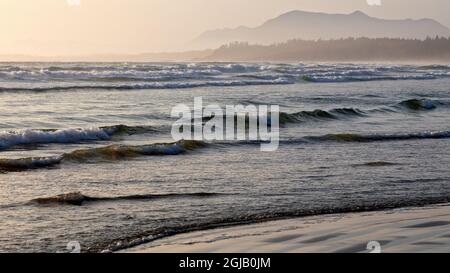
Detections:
[2, 37, 449, 62]
[203, 37, 450, 62]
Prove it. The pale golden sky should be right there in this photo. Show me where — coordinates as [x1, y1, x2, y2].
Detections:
[1, 0, 449, 56]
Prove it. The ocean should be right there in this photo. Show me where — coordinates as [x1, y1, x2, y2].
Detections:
[0, 62, 450, 252]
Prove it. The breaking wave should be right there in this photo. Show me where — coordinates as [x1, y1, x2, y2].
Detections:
[64, 139, 205, 162]
[301, 74, 439, 83]
[1, 63, 449, 93]
[0, 78, 293, 92]
[279, 98, 449, 125]
[0, 98, 443, 152]
[0, 125, 159, 150]
[0, 156, 63, 173]
[305, 130, 450, 143]
[3, 127, 450, 173]
[0, 140, 206, 172]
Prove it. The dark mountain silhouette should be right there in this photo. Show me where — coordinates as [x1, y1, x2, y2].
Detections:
[194, 10, 450, 49]
[202, 37, 450, 62]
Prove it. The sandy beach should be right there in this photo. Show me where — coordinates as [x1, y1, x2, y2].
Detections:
[125, 204, 450, 253]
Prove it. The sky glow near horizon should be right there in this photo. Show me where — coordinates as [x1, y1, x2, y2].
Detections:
[1, 0, 449, 55]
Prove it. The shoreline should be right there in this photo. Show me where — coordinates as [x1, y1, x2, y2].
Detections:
[123, 204, 450, 253]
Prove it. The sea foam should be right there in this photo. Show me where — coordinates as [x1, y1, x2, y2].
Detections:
[0, 128, 113, 150]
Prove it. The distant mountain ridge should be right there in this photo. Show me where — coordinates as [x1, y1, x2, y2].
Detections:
[193, 10, 450, 49]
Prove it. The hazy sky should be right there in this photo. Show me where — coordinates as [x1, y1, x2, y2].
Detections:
[1, 0, 449, 55]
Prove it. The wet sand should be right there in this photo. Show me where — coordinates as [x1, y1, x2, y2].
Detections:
[125, 204, 450, 253]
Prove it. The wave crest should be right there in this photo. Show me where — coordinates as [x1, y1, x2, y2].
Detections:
[0, 125, 158, 151]
[306, 130, 450, 143]
[0, 78, 293, 92]
[0, 156, 62, 172]
[0, 140, 206, 173]
[30, 191, 222, 206]
[280, 108, 365, 124]
[397, 99, 437, 111]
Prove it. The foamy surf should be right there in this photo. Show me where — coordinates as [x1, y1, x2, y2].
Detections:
[301, 74, 439, 83]
[0, 156, 63, 172]
[0, 78, 293, 92]
[0, 128, 111, 150]
[2, 128, 450, 173]
[0, 98, 442, 152]
[1, 63, 449, 92]
[0, 125, 158, 150]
